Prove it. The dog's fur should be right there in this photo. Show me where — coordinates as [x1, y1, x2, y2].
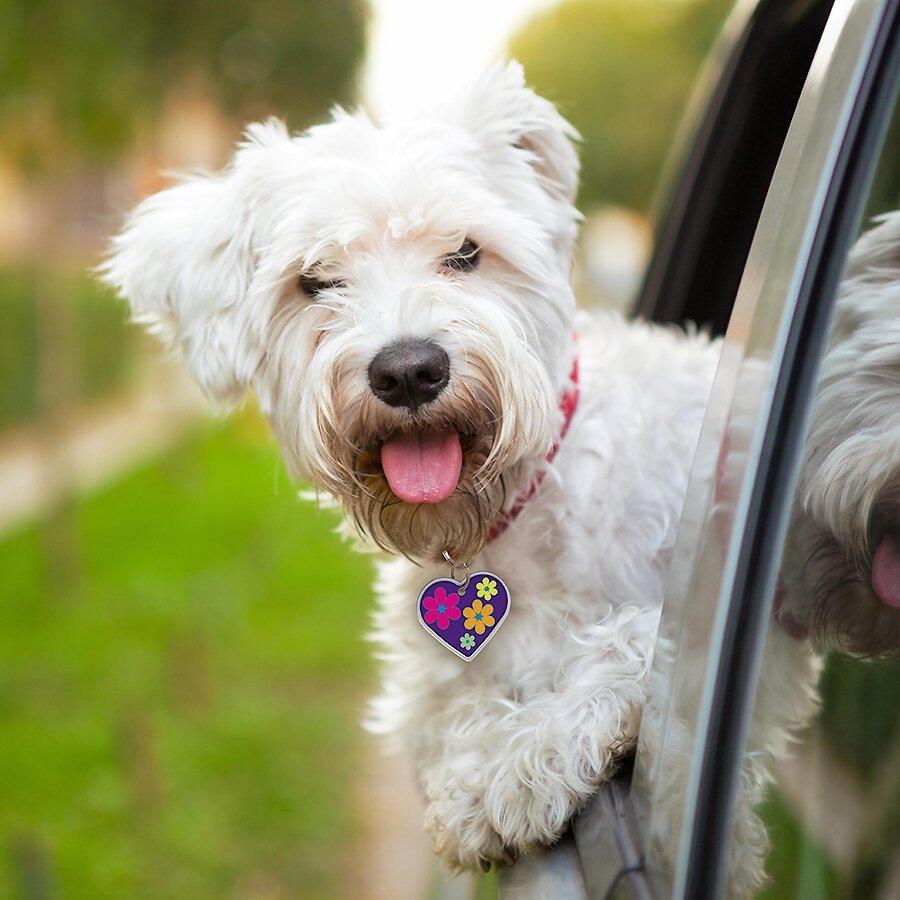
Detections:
[100, 62, 900, 896]
[779, 211, 900, 657]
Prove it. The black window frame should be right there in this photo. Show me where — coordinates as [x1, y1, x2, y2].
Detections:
[637, 0, 837, 335]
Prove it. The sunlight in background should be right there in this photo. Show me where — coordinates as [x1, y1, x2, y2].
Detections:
[362, 0, 558, 117]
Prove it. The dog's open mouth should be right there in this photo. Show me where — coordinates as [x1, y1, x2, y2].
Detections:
[380, 428, 463, 504]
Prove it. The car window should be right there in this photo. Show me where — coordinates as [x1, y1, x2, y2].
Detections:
[639, 0, 837, 335]
[632, 0, 900, 897]
[744, 55, 900, 900]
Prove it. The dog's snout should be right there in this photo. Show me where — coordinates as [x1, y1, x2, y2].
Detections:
[368, 339, 450, 410]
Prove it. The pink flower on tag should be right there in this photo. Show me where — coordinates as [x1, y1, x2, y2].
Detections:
[422, 586, 461, 630]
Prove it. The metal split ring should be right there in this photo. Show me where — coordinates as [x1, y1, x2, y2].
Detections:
[442, 550, 471, 592]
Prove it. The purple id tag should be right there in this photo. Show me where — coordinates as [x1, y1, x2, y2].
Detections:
[417, 572, 510, 661]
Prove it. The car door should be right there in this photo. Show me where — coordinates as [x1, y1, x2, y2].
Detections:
[635, 0, 900, 897]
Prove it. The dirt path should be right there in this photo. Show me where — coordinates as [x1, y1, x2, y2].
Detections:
[0, 361, 205, 537]
[346, 738, 435, 900]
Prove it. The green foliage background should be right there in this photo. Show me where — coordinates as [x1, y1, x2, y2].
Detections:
[0, 270, 136, 428]
[510, 0, 733, 212]
[0, 1, 372, 896]
[0, 0, 367, 168]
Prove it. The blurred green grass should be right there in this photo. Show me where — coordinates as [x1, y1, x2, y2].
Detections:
[0, 413, 373, 899]
[758, 791, 837, 900]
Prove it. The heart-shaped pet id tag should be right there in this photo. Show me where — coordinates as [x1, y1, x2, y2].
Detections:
[417, 571, 510, 661]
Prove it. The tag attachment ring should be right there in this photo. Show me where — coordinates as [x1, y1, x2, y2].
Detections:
[441, 550, 471, 592]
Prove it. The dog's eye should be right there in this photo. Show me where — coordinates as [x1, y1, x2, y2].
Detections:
[443, 239, 481, 273]
[298, 272, 346, 299]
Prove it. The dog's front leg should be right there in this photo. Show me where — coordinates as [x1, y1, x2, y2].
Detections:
[419, 604, 655, 870]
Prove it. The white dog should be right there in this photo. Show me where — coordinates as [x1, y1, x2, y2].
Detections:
[103, 62, 892, 894]
[102, 60, 719, 871]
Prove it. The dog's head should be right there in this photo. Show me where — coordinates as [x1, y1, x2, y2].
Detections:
[780, 212, 900, 655]
[101, 62, 580, 560]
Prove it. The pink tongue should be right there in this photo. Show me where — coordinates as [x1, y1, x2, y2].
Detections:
[381, 430, 462, 504]
[873, 535, 900, 609]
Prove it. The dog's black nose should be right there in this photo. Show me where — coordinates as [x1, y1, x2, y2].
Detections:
[368, 339, 450, 410]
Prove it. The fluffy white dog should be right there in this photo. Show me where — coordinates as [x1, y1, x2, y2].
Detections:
[102, 62, 893, 893]
[102, 61, 720, 872]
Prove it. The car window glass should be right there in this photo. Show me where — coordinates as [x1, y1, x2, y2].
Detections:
[630, 0, 898, 895]
[751, 91, 900, 900]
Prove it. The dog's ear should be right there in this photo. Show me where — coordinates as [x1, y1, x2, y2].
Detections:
[99, 120, 290, 409]
[460, 60, 580, 207]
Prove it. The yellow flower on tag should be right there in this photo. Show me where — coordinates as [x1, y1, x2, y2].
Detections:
[475, 577, 498, 601]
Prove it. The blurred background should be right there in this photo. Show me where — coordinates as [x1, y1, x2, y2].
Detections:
[0, 1, 733, 897]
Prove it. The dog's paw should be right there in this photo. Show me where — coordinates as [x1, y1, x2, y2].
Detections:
[424, 782, 513, 872]
[424, 763, 583, 870]
[482, 763, 576, 851]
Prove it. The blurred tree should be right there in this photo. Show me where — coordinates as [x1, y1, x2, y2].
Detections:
[0, 0, 366, 593]
[510, 0, 733, 213]
[0, 0, 368, 170]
